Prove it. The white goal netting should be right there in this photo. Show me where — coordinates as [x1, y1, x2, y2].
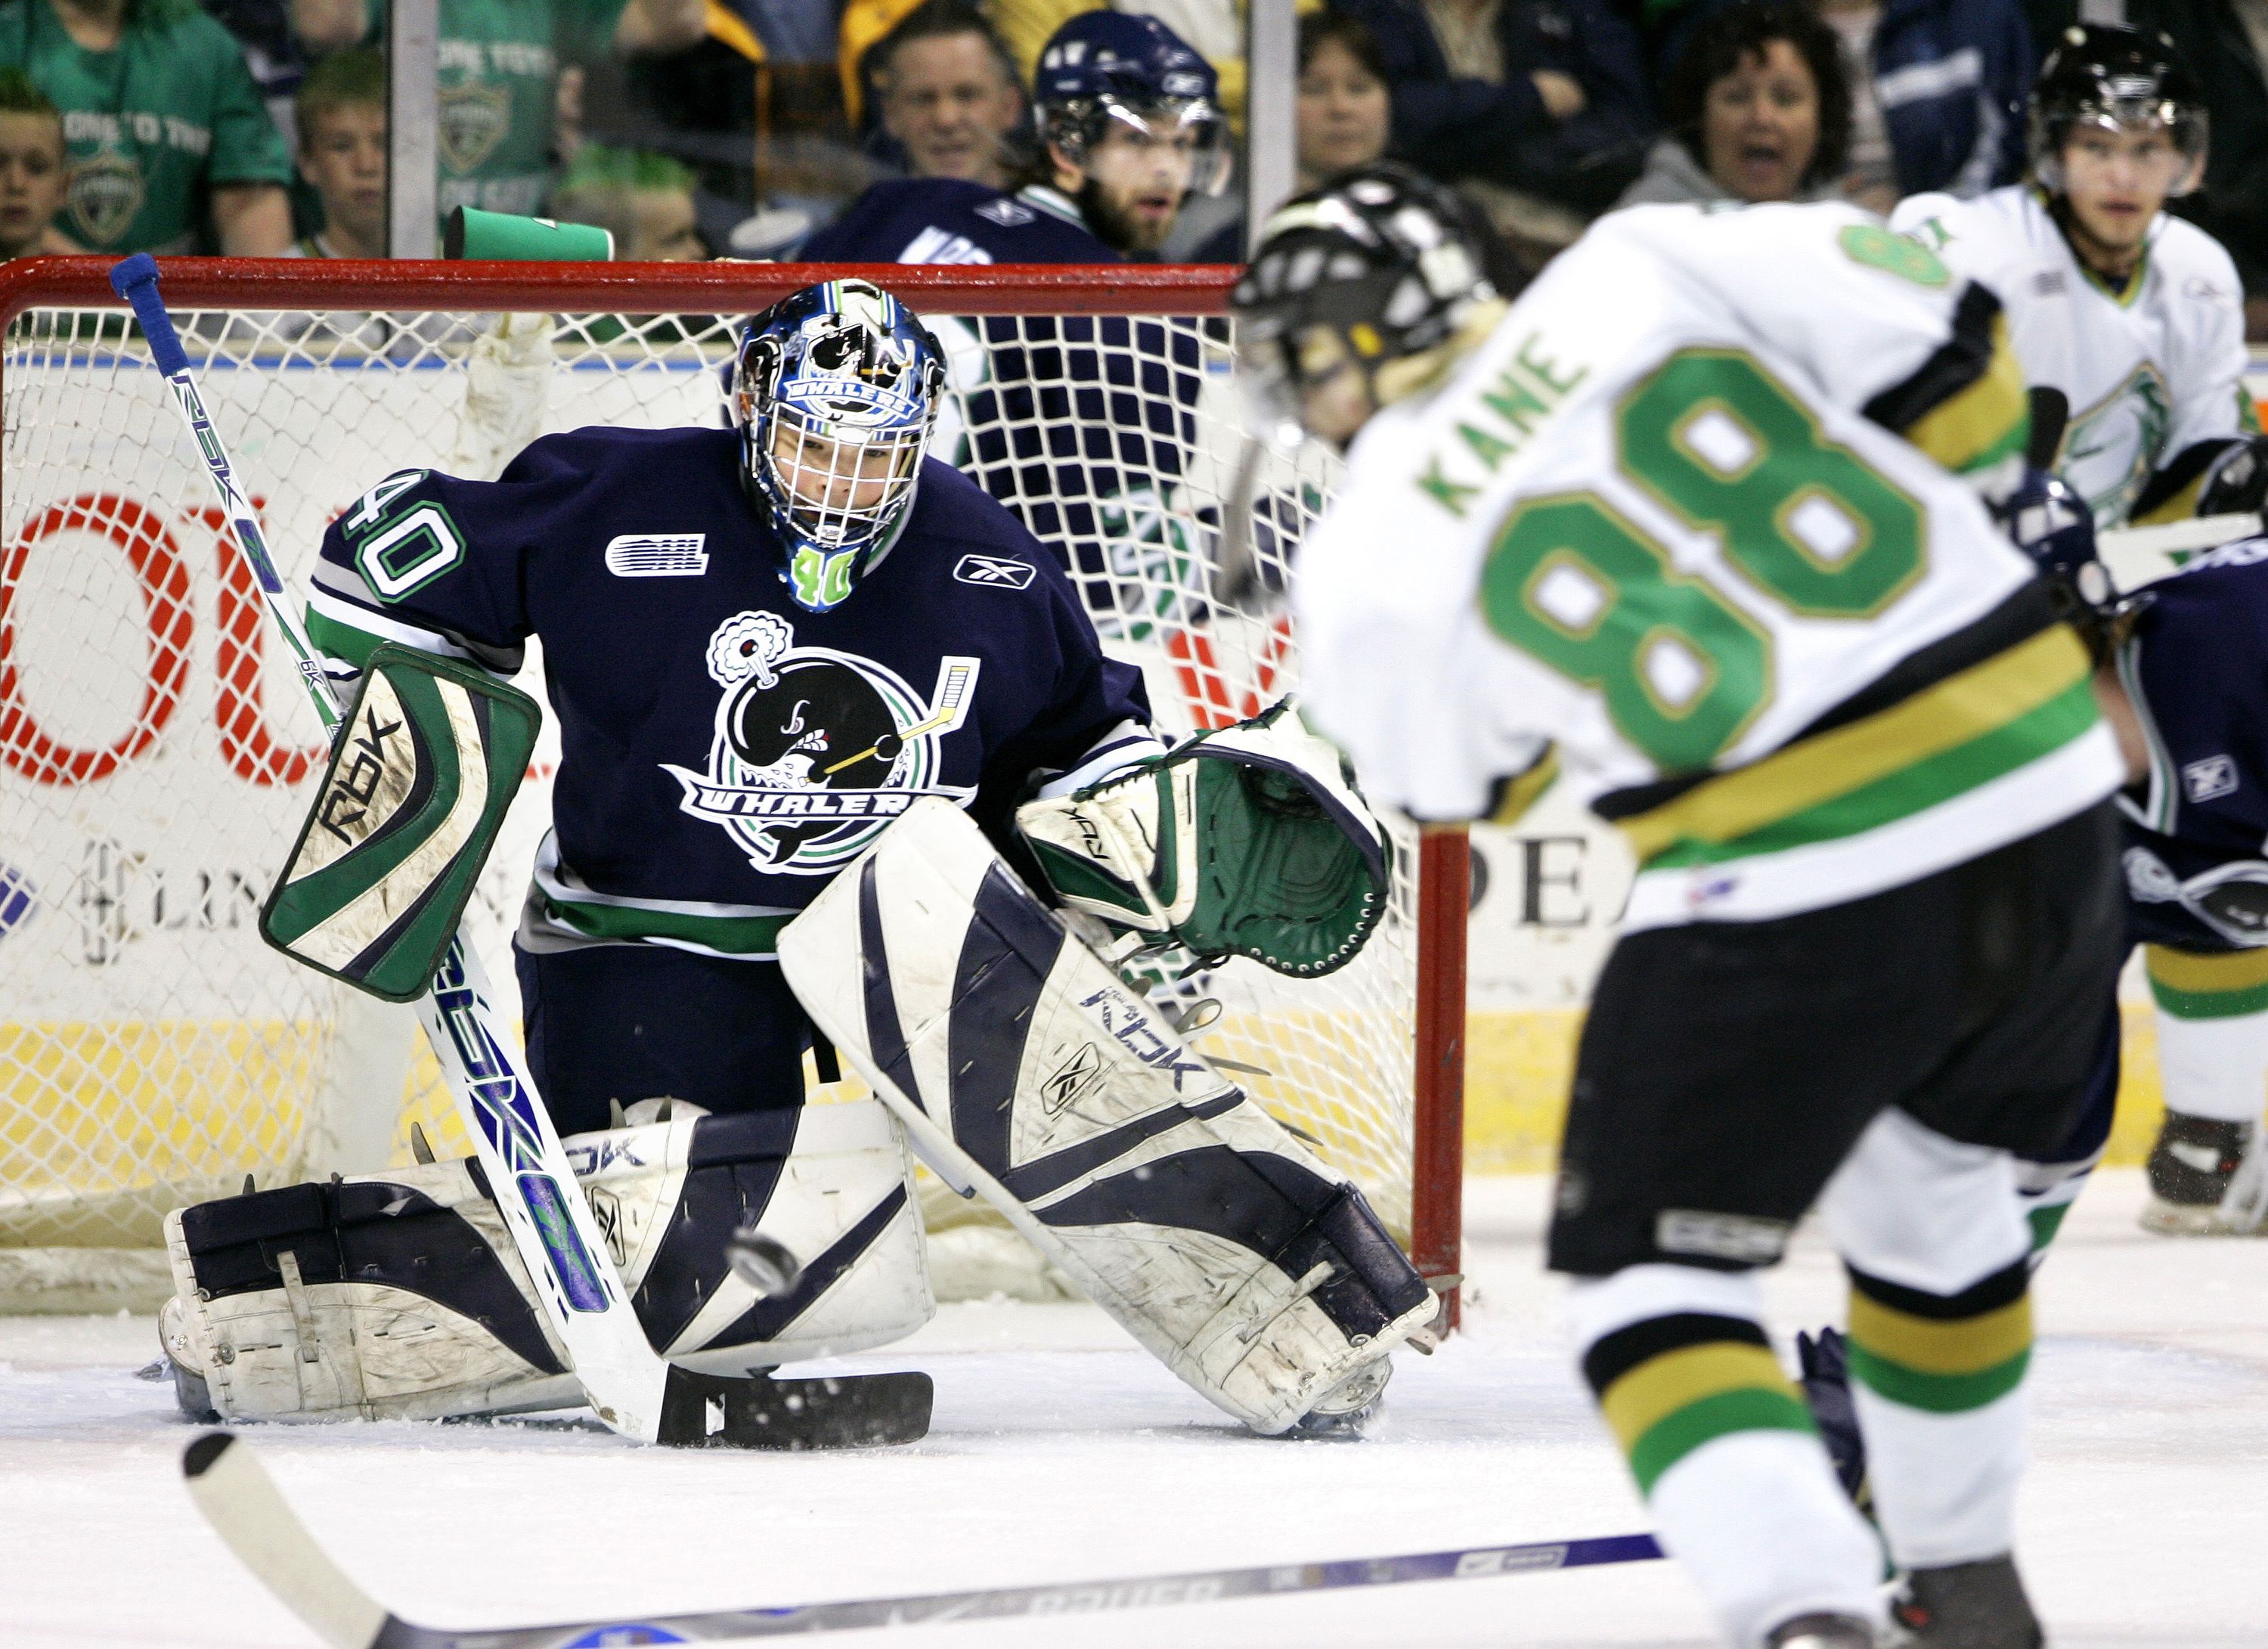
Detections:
[0, 293, 1425, 1306]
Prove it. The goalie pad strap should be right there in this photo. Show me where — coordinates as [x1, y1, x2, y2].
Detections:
[261, 643, 541, 1001]
[785, 798, 1433, 1434]
[166, 1100, 931, 1423]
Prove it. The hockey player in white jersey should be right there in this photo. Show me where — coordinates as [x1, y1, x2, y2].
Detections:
[1235, 167, 2128, 1647]
[1892, 24, 2266, 532]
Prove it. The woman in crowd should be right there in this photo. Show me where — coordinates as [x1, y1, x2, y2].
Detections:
[1619, 0, 1848, 207]
[1186, 11, 1391, 259]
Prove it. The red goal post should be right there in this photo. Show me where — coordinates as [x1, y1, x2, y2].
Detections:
[0, 256, 1466, 1319]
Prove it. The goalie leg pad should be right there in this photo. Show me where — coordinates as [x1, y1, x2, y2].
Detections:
[779, 797, 1433, 1435]
[163, 1099, 930, 1422]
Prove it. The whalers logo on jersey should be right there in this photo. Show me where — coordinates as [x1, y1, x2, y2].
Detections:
[2061, 362, 2172, 525]
[662, 610, 981, 873]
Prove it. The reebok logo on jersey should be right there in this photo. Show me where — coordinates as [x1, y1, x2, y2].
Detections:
[954, 553, 1036, 589]
[606, 534, 708, 577]
[974, 197, 1036, 228]
[2183, 755, 2239, 804]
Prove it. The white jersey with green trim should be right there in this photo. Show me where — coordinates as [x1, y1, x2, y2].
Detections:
[1296, 201, 2123, 931]
[1890, 184, 2251, 527]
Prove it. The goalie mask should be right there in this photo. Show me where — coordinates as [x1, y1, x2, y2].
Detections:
[733, 280, 946, 612]
[1232, 164, 1495, 447]
[2029, 23, 2207, 198]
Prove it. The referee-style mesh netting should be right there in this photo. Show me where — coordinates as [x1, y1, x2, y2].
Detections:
[0, 300, 1417, 1302]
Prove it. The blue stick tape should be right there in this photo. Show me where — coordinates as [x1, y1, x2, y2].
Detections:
[107, 253, 190, 376]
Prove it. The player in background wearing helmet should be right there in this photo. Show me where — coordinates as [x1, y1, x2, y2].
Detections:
[1237, 164, 2129, 1647]
[801, 11, 1228, 263]
[1890, 24, 2266, 532]
[154, 278, 1431, 1443]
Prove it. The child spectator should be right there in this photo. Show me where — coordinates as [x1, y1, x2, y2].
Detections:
[287, 45, 380, 257]
[202, 1, 366, 157]
[1620, 1, 1847, 206]
[0, 65, 67, 255]
[549, 142, 705, 259]
[308, 1, 707, 225]
[866, 0, 1027, 189]
[0, 0, 295, 254]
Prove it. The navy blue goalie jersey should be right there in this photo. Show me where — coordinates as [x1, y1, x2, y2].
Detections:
[305, 426, 1156, 959]
[2115, 538, 2268, 953]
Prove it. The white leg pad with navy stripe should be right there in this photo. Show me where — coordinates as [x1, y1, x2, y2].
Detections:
[779, 798, 1433, 1435]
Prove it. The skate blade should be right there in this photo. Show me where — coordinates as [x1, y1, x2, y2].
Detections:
[657, 1368, 933, 1450]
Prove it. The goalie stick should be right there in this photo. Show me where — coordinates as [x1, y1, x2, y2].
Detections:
[184, 1432, 1665, 1647]
[109, 255, 928, 1452]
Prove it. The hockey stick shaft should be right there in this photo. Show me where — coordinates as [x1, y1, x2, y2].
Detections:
[110, 254, 678, 1442]
[184, 1433, 1664, 1649]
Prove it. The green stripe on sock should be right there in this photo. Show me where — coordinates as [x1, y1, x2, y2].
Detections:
[1626, 1386, 1816, 1496]
[1846, 1344, 2030, 1414]
[2027, 1201, 2072, 1254]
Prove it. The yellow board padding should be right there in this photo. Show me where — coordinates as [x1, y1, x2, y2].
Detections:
[1847, 1289, 2031, 1375]
[1599, 1341, 1796, 1453]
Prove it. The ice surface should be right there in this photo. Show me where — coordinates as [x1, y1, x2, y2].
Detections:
[3, 1170, 2263, 1647]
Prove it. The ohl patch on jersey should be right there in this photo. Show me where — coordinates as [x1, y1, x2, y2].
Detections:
[662, 610, 981, 873]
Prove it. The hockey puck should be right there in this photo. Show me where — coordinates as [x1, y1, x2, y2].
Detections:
[871, 733, 903, 763]
[727, 1228, 804, 1298]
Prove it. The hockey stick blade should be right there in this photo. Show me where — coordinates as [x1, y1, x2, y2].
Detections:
[187, 1431, 1663, 1649]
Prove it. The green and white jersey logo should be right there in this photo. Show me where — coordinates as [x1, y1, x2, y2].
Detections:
[2060, 361, 2172, 527]
[662, 610, 981, 873]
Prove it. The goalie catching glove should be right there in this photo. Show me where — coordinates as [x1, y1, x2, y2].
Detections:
[1015, 699, 1390, 978]
[259, 643, 541, 1001]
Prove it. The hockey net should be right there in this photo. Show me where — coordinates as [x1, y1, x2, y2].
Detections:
[0, 259, 1466, 1312]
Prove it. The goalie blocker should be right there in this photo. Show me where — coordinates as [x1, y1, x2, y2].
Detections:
[779, 797, 1435, 1436]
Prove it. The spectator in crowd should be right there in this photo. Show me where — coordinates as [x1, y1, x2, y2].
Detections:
[2133, 0, 2268, 337]
[550, 142, 706, 259]
[310, 1, 707, 225]
[0, 0, 296, 255]
[1183, 11, 1396, 258]
[203, 1, 366, 157]
[1321, 0, 1655, 237]
[1619, 1, 1847, 206]
[0, 66, 67, 256]
[864, 0, 1027, 189]
[992, 0, 1252, 129]
[286, 45, 381, 257]
[1663, 0, 2032, 211]
[803, 10, 1225, 262]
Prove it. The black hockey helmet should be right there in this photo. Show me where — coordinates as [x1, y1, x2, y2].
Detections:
[1231, 163, 1495, 429]
[2029, 23, 2207, 196]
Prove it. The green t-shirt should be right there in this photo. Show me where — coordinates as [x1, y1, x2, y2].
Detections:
[0, 0, 292, 254]
[431, 0, 628, 217]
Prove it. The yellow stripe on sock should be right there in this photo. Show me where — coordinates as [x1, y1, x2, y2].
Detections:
[1848, 1291, 2031, 1376]
[1599, 1342, 1795, 1452]
[2144, 944, 2268, 995]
